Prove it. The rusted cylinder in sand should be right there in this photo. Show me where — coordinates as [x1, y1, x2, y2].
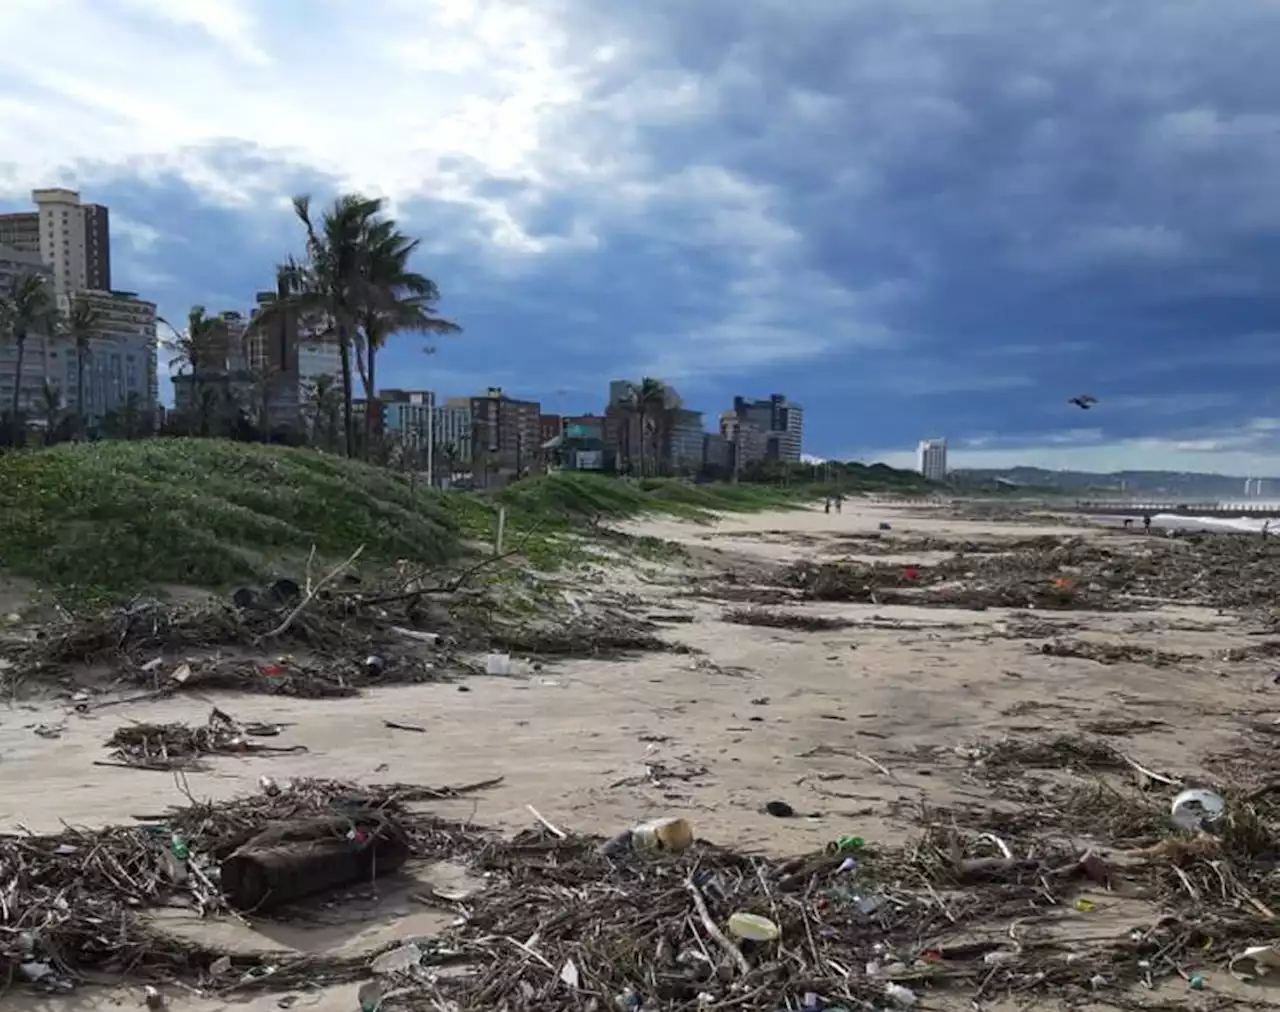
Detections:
[220, 831, 409, 912]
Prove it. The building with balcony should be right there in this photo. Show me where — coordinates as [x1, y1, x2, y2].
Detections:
[380, 389, 435, 449]
[468, 387, 541, 481]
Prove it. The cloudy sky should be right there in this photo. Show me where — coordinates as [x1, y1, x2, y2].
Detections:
[2, 0, 1279, 474]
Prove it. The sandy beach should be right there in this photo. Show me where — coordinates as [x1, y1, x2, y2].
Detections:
[7, 499, 1280, 1010]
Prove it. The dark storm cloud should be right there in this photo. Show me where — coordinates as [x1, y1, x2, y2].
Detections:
[536, 0, 1280, 452]
[11, 0, 1280, 463]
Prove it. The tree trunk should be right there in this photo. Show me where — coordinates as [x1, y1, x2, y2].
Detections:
[10, 332, 25, 418]
[363, 341, 377, 459]
[76, 347, 87, 438]
[338, 321, 355, 456]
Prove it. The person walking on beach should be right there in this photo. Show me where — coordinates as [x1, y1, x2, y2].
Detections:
[1263, 520, 1271, 540]
[1142, 514, 1152, 534]
[824, 497, 831, 515]
[834, 492, 844, 514]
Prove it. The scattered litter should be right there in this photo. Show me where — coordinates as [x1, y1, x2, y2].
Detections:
[1230, 945, 1280, 981]
[383, 720, 426, 733]
[371, 943, 422, 976]
[1170, 788, 1226, 832]
[726, 911, 780, 942]
[630, 816, 694, 853]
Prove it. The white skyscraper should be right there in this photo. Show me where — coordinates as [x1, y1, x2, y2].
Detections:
[917, 438, 948, 481]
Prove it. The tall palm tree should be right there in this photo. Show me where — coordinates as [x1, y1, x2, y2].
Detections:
[280, 193, 460, 458]
[353, 223, 460, 452]
[160, 305, 228, 375]
[160, 306, 230, 433]
[38, 379, 62, 440]
[281, 194, 382, 456]
[66, 295, 101, 437]
[1, 272, 59, 418]
[629, 377, 668, 476]
[304, 373, 341, 450]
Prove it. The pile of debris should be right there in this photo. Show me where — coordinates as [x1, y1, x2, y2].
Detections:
[783, 532, 1280, 616]
[1037, 638, 1198, 667]
[0, 776, 502, 991]
[721, 608, 853, 632]
[0, 559, 677, 698]
[9, 743, 1280, 1009]
[103, 707, 306, 771]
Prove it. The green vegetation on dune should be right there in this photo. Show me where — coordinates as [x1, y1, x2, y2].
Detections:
[0, 439, 460, 595]
[0, 440, 937, 600]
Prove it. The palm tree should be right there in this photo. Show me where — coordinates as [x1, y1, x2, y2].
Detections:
[279, 194, 381, 456]
[626, 377, 668, 476]
[1, 272, 58, 418]
[353, 223, 460, 453]
[304, 373, 341, 450]
[280, 193, 460, 458]
[66, 295, 100, 436]
[38, 379, 62, 441]
[160, 305, 228, 375]
[160, 306, 230, 435]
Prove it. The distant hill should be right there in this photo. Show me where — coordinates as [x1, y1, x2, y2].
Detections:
[953, 467, 1276, 498]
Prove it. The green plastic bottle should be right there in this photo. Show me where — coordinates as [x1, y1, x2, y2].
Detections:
[170, 833, 190, 860]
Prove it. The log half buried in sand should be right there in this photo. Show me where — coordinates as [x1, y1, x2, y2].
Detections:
[219, 813, 410, 913]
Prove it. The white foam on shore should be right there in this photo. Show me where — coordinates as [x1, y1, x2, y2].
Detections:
[1152, 513, 1270, 534]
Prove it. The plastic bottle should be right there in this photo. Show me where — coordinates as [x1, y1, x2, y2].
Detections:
[170, 833, 189, 860]
[630, 817, 694, 853]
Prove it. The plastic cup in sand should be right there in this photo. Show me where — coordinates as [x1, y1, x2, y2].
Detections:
[630, 817, 694, 854]
[1170, 788, 1225, 832]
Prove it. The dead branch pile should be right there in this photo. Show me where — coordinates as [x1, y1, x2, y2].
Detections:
[0, 562, 675, 697]
[103, 707, 305, 771]
[782, 532, 1280, 617]
[0, 777, 502, 991]
[10, 756, 1280, 1009]
[721, 608, 853, 632]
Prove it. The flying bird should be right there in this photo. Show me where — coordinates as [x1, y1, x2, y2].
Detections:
[1068, 394, 1098, 410]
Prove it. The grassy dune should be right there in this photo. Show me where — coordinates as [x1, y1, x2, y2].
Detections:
[0, 440, 928, 600]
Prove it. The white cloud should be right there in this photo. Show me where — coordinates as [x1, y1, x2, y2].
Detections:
[0, 0, 857, 377]
[866, 420, 1280, 475]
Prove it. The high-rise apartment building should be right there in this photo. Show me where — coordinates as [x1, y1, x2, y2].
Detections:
[732, 394, 804, 462]
[917, 438, 948, 481]
[66, 289, 157, 419]
[434, 401, 473, 464]
[243, 284, 341, 430]
[468, 387, 541, 477]
[380, 389, 435, 449]
[0, 246, 55, 413]
[0, 189, 111, 296]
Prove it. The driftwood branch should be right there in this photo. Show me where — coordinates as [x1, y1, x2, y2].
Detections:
[258, 545, 364, 641]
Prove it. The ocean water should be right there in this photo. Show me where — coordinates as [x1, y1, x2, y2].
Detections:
[1148, 501, 1280, 533]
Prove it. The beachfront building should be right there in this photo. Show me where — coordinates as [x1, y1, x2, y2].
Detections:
[917, 438, 948, 481]
[731, 394, 804, 462]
